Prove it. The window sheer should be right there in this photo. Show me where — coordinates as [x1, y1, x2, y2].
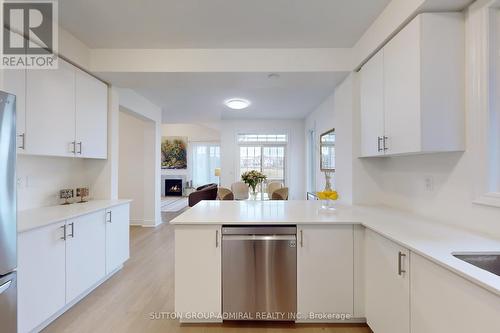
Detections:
[191, 143, 220, 187]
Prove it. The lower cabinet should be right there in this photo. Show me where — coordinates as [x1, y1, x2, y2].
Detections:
[410, 253, 500, 333]
[175, 225, 221, 322]
[365, 229, 410, 333]
[297, 225, 354, 321]
[65, 210, 106, 303]
[105, 204, 130, 274]
[18, 203, 130, 333]
[18, 221, 66, 333]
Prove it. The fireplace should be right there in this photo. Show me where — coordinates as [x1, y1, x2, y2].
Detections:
[165, 179, 183, 196]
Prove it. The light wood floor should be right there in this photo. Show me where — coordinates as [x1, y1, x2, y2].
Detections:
[43, 210, 372, 333]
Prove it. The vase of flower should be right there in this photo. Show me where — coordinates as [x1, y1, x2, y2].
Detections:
[317, 171, 339, 211]
[241, 170, 267, 195]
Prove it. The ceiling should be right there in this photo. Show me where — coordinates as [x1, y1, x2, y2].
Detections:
[98, 72, 348, 122]
[60, 0, 391, 49]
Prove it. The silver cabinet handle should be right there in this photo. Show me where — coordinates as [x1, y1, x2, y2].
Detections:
[377, 136, 383, 152]
[383, 136, 389, 151]
[60, 225, 67, 240]
[216, 230, 219, 248]
[71, 141, 76, 154]
[77, 141, 82, 155]
[398, 251, 407, 275]
[0, 280, 12, 294]
[300, 229, 304, 247]
[18, 133, 25, 149]
[106, 211, 112, 223]
[68, 222, 75, 238]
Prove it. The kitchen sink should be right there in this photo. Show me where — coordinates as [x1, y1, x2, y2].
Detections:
[453, 253, 500, 277]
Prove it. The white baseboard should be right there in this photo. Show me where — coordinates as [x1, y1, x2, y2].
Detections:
[130, 218, 162, 227]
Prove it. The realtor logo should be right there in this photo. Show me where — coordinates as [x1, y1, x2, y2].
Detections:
[1, 0, 58, 69]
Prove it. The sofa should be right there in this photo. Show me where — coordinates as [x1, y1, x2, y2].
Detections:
[188, 183, 218, 207]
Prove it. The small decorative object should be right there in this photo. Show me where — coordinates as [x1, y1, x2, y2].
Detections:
[76, 187, 89, 203]
[59, 189, 74, 205]
[241, 170, 267, 194]
[317, 171, 339, 211]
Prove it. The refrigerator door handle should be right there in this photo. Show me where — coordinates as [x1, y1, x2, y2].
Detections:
[0, 280, 12, 294]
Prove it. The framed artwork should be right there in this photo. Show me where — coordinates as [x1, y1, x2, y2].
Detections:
[161, 136, 187, 169]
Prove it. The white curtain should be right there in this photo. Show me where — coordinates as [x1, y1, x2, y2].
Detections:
[191, 143, 220, 187]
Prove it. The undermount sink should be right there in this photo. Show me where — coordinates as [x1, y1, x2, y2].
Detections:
[453, 253, 500, 277]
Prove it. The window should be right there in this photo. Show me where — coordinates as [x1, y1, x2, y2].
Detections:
[191, 143, 220, 187]
[238, 134, 287, 186]
[320, 129, 335, 171]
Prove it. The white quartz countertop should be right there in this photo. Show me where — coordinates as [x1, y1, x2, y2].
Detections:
[18, 199, 132, 233]
[170, 200, 362, 224]
[171, 200, 500, 297]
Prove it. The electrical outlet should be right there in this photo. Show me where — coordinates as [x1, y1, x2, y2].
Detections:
[424, 176, 435, 192]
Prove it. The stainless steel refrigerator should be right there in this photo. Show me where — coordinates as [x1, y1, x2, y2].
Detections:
[0, 90, 17, 333]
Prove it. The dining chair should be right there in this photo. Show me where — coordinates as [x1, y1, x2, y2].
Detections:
[217, 187, 234, 200]
[271, 187, 289, 200]
[231, 181, 249, 200]
[267, 181, 283, 198]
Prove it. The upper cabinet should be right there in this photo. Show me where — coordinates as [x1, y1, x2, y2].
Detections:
[75, 69, 108, 159]
[11, 58, 109, 159]
[360, 50, 385, 157]
[360, 13, 465, 157]
[27, 60, 76, 157]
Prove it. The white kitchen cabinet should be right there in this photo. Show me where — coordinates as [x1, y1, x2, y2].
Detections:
[26, 59, 76, 157]
[105, 204, 130, 274]
[65, 210, 106, 303]
[410, 253, 500, 333]
[75, 69, 108, 159]
[360, 13, 464, 157]
[3, 68, 26, 152]
[365, 229, 410, 333]
[18, 221, 66, 333]
[297, 225, 354, 321]
[360, 50, 385, 157]
[175, 225, 221, 322]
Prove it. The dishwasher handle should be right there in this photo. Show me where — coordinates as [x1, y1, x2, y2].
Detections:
[222, 235, 296, 241]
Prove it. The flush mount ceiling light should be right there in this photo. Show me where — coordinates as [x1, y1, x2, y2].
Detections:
[224, 98, 251, 110]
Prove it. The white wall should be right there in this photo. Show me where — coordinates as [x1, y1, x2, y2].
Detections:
[118, 110, 156, 226]
[305, 75, 358, 204]
[17, 156, 90, 210]
[220, 119, 305, 200]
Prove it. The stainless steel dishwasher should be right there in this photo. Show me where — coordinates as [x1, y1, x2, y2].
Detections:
[222, 226, 297, 320]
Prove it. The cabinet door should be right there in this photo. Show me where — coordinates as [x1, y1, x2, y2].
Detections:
[26, 60, 76, 157]
[105, 204, 130, 274]
[384, 17, 422, 155]
[18, 222, 66, 333]
[175, 225, 221, 322]
[66, 210, 106, 303]
[297, 225, 354, 321]
[3, 68, 26, 152]
[360, 50, 385, 157]
[365, 229, 410, 333]
[411, 253, 500, 333]
[75, 69, 108, 159]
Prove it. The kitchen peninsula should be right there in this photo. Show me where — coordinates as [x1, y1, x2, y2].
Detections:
[171, 200, 500, 331]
